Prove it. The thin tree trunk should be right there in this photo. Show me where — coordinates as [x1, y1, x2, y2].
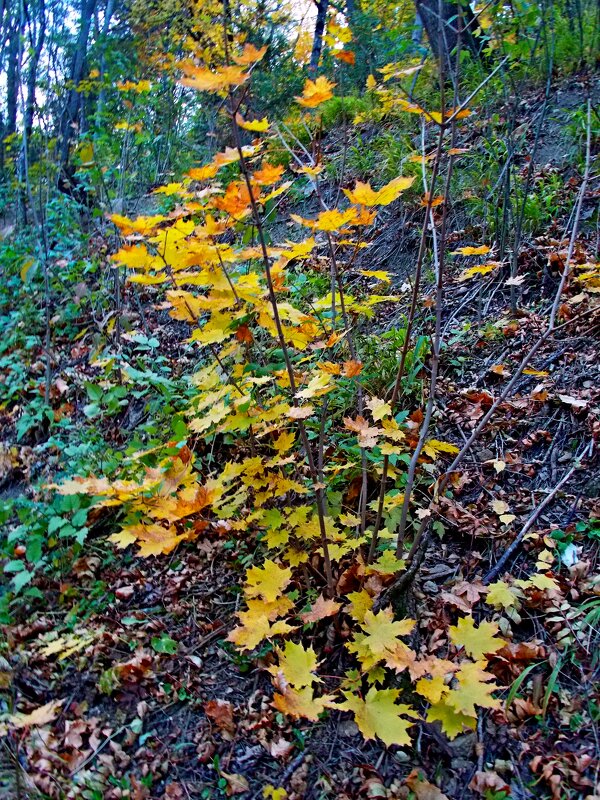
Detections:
[94, 0, 115, 132]
[58, 0, 98, 185]
[412, 10, 424, 46]
[310, 0, 328, 74]
[24, 0, 47, 143]
[5, 16, 20, 141]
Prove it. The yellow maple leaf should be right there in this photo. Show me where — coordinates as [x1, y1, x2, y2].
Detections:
[422, 439, 460, 459]
[458, 262, 499, 281]
[361, 608, 415, 651]
[48, 472, 164, 504]
[189, 312, 237, 345]
[180, 64, 248, 93]
[235, 113, 270, 133]
[366, 550, 405, 575]
[115, 120, 142, 132]
[153, 182, 187, 196]
[452, 245, 491, 256]
[110, 523, 187, 557]
[106, 524, 136, 550]
[245, 560, 293, 602]
[445, 661, 500, 717]
[186, 163, 220, 181]
[343, 175, 415, 206]
[421, 107, 471, 124]
[426, 699, 477, 740]
[285, 547, 309, 566]
[415, 675, 447, 704]
[378, 443, 403, 457]
[272, 685, 334, 720]
[246, 596, 294, 621]
[338, 687, 416, 746]
[345, 589, 374, 623]
[518, 572, 561, 593]
[381, 417, 405, 442]
[269, 641, 320, 688]
[39, 632, 95, 660]
[233, 43, 268, 65]
[110, 213, 164, 236]
[295, 76, 336, 108]
[449, 617, 504, 660]
[263, 786, 287, 800]
[296, 163, 324, 177]
[228, 615, 296, 651]
[262, 183, 292, 208]
[273, 431, 295, 454]
[328, 22, 352, 43]
[523, 368, 550, 377]
[166, 290, 203, 322]
[366, 396, 392, 421]
[189, 400, 231, 434]
[359, 269, 391, 282]
[278, 237, 317, 263]
[291, 207, 358, 232]
[295, 371, 334, 399]
[486, 580, 522, 610]
[348, 608, 415, 670]
[111, 243, 155, 270]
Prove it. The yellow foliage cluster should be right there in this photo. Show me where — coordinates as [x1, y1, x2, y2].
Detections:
[48, 45, 557, 752]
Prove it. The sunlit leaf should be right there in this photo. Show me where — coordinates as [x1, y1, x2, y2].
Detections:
[180, 64, 248, 93]
[236, 113, 270, 132]
[343, 176, 414, 206]
[295, 76, 336, 108]
[233, 43, 268, 65]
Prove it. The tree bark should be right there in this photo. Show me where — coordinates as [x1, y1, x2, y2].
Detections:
[0, 3, 23, 179]
[94, 0, 115, 132]
[58, 0, 98, 185]
[17, 0, 47, 224]
[309, 0, 328, 74]
[5, 14, 21, 141]
[24, 0, 47, 143]
[415, 0, 481, 72]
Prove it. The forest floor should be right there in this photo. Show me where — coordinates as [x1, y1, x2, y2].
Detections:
[1, 72, 600, 800]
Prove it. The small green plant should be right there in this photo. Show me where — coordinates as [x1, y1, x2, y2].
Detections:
[360, 326, 429, 397]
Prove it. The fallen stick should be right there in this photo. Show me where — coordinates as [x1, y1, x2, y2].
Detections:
[483, 439, 594, 583]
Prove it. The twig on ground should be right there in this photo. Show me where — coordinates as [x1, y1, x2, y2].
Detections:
[483, 439, 594, 583]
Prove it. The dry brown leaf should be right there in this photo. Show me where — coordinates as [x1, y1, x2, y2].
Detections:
[469, 771, 510, 796]
[406, 769, 450, 800]
[221, 771, 249, 795]
[205, 699, 235, 733]
[300, 595, 342, 623]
